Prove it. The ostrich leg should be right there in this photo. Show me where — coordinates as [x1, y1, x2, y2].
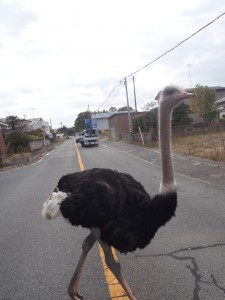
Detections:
[67, 233, 96, 300]
[98, 240, 137, 300]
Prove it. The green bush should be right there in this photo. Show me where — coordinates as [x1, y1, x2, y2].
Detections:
[5, 131, 29, 153]
[27, 134, 42, 141]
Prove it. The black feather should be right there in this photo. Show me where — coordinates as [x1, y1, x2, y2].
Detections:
[58, 168, 177, 253]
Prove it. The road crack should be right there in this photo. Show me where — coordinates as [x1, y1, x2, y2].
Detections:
[135, 243, 225, 299]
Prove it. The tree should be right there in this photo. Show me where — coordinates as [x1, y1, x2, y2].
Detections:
[118, 106, 134, 112]
[172, 102, 193, 126]
[133, 108, 158, 131]
[26, 129, 43, 141]
[74, 111, 91, 132]
[133, 107, 158, 141]
[67, 127, 75, 136]
[5, 131, 29, 153]
[6, 115, 21, 130]
[92, 109, 108, 113]
[141, 101, 157, 111]
[191, 85, 217, 122]
[109, 107, 117, 112]
[57, 125, 74, 137]
[133, 115, 144, 132]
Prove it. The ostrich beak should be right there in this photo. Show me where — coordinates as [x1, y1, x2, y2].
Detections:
[183, 91, 195, 97]
[176, 91, 195, 101]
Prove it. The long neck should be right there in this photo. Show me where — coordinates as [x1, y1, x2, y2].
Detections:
[159, 104, 176, 194]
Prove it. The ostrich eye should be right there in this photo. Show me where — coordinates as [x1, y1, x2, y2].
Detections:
[164, 87, 177, 96]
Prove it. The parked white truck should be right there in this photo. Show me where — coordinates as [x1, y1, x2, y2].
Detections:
[78, 128, 99, 147]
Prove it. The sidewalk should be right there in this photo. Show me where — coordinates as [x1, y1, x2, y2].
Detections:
[0, 142, 63, 172]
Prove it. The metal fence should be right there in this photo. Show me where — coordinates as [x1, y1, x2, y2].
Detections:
[122, 122, 225, 144]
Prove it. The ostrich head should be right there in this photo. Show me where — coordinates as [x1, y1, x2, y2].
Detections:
[159, 86, 194, 110]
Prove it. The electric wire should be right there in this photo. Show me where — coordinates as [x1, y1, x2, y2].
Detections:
[107, 84, 125, 108]
[97, 11, 225, 110]
[97, 82, 122, 111]
[125, 12, 225, 79]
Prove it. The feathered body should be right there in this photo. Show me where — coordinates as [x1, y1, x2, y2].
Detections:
[43, 168, 177, 253]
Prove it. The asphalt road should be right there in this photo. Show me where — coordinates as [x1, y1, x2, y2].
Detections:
[0, 138, 225, 300]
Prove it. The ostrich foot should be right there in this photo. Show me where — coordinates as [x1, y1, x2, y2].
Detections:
[69, 290, 83, 300]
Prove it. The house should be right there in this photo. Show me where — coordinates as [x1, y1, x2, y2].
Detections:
[0, 129, 5, 160]
[0, 121, 9, 157]
[0, 118, 31, 133]
[216, 96, 225, 118]
[210, 86, 225, 100]
[155, 86, 225, 123]
[0, 120, 9, 130]
[27, 118, 50, 134]
[91, 113, 114, 131]
[108, 111, 143, 141]
[0, 117, 50, 139]
[56, 133, 65, 140]
[15, 119, 32, 132]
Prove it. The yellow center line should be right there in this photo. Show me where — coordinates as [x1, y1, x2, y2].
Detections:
[75, 142, 85, 171]
[75, 143, 129, 299]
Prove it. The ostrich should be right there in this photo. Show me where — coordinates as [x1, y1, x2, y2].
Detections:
[42, 86, 194, 300]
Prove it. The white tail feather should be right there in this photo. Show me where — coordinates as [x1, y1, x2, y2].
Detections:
[42, 191, 68, 220]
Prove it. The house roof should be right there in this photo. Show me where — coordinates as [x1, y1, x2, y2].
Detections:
[107, 111, 138, 119]
[216, 96, 225, 104]
[91, 111, 139, 120]
[28, 118, 43, 121]
[0, 121, 9, 128]
[186, 86, 225, 91]
[91, 112, 114, 119]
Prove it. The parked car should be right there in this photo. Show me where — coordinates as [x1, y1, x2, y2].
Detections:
[76, 132, 84, 143]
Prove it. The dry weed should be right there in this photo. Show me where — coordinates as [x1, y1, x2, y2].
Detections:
[171, 132, 225, 162]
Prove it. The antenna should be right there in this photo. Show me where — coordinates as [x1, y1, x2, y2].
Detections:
[31, 108, 35, 119]
[187, 64, 192, 87]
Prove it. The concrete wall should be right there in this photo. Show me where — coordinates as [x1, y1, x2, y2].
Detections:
[29, 140, 50, 151]
[0, 128, 6, 156]
[108, 112, 142, 141]
[97, 118, 109, 131]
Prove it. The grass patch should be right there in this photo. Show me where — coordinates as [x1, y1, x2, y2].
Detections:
[171, 132, 225, 161]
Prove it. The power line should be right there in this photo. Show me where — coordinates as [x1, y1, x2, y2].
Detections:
[107, 84, 125, 108]
[125, 12, 225, 79]
[97, 11, 225, 110]
[97, 82, 121, 110]
[97, 77, 134, 110]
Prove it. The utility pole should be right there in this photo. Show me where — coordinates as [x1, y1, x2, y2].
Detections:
[124, 77, 132, 135]
[133, 76, 137, 112]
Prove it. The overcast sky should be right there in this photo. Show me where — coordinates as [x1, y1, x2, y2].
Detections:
[0, 0, 225, 128]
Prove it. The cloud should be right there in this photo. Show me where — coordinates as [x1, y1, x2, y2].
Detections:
[0, 0, 225, 128]
[0, 0, 37, 37]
